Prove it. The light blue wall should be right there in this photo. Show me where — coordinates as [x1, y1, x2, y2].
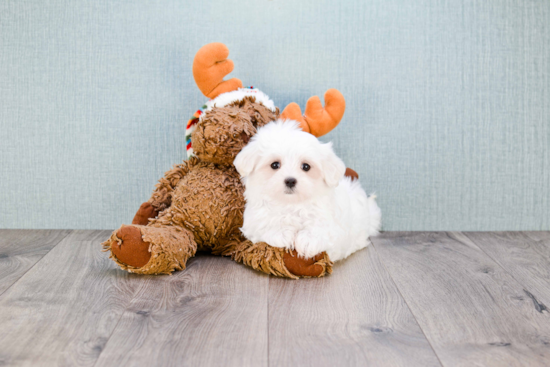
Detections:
[1, 0, 549, 230]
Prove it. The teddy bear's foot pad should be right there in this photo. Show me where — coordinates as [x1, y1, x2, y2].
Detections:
[111, 225, 152, 268]
[283, 250, 331, 277]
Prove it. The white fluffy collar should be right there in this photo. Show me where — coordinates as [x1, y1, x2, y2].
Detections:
[203, 87, 276, 113]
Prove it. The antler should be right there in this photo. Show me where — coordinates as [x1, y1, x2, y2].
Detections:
[192, 43, 243, 99]
[280, 89, 346, 137]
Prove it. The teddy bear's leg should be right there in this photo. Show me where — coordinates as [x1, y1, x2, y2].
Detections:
[102, 224, 197, 275]
[223, 239, 333, 279]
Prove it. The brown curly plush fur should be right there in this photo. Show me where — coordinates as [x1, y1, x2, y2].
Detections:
[102, 97, 333, 277]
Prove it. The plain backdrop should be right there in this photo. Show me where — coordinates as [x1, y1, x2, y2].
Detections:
[1, 0, 549, 230]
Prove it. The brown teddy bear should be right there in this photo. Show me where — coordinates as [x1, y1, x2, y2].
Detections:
[102, 43, 353, 278]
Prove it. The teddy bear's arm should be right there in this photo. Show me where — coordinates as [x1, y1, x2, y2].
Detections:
[130, 162, 192, 226]
[221, 238, 333, 279]
[148, 161, 192, 213]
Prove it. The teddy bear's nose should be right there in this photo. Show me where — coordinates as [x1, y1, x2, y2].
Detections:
[240, 132, 250, 144]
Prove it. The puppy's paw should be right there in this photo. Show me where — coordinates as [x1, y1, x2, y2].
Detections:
[283, 249, 332, 277]
[295, 231, 327, 259]
[260, 230, 294, 249]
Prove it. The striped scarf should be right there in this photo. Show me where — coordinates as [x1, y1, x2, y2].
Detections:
[185, 104, 207, 158]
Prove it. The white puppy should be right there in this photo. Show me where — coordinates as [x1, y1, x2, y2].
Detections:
[234, 120, 381, 262]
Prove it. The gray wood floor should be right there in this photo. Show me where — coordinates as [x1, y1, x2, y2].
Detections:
[0, 231, 549, 366]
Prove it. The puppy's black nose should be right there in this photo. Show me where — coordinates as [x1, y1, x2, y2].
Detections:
[284, 177, 297, 188]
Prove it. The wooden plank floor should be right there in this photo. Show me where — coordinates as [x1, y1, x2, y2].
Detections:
[0, 231, 549, 366]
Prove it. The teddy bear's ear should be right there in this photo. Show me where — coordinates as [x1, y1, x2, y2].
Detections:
[193, 43, 243, 99]
[281, 89, 346, 138]
[320, 142, 346, 188]
[234, 140, 262, 178]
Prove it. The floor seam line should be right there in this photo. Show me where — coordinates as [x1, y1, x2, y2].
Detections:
[371, 240, 446, 367]
[459, 231, 550, 309]
[519, 232, 550, 263]
[92, 302, 128, 367]
[0, 229, 73, 299]
[91, 260, 149, 366]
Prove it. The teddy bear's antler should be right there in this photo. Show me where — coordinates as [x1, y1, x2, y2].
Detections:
[193, 43, 243, 99]
[280, 89, 346, 137]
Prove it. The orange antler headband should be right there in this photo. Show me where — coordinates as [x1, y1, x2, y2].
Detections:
[192, 42, 243, 99]
[280, 89, 346, 137]
[192, 43, 346, 137]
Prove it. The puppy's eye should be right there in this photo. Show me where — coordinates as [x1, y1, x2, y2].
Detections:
[271, 162, 281, 170]
[301, 163, 311, 172]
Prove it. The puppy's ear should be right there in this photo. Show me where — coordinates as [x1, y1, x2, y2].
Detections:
[234, 140, 261, 177]
[320, 142, 346, 188]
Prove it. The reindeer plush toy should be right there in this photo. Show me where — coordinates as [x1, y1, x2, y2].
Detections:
[102, 43, 352, 278]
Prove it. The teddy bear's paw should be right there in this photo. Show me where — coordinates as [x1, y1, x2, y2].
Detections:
[283, 249, 333, 278]
[110, 225, 152, 268]
[131, 202, 159, 225]
[345, 167, 359, 181]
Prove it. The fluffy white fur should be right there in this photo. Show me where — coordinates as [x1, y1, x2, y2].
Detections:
[203, 88, 276, 114]
[234, 120, 381, 262]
